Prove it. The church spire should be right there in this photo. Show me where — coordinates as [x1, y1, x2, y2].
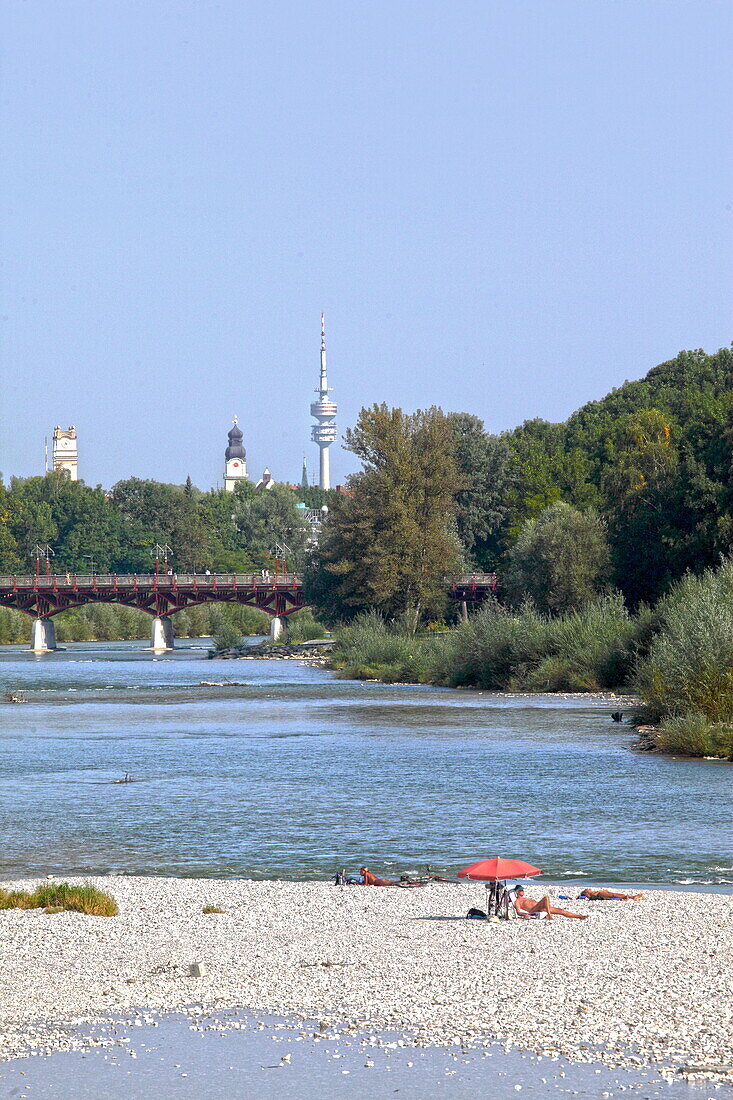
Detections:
[224, 415, 247, 490]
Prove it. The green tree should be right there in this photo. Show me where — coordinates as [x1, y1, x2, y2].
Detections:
[308, 405, 461, 626]
[448, 413, 511, 568]
[503, 502, 610, 614]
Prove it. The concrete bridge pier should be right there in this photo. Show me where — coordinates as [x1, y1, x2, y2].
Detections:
[151, 616, 174, 652]
[269, 616, 285, 642]
[31, 618, 57, 653]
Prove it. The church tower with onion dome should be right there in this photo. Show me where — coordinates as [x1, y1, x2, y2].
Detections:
[224, 416, 247, 491]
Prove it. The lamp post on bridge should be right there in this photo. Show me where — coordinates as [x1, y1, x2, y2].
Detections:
[151, 544, 173, 577]
[273, 542, 291, 579]
[32, 544, 54, 578]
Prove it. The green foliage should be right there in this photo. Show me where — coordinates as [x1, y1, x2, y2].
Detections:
[655, 714, 733, 760]
[636, 557, 733, 726]
[0, 474, 312, 578]
[210, 611, 244, 653]
[0, 601, 270, 645]
[334, 595, 648, 693]
[309, 347, 731, 621]
[523, 595, 649, 691]
[309, 405, 461, 624]
[332, 611, 449, 683]
[494, 347, 732, 606]
[503, 502, 610, 614]
[0, 882, 118, 916]
[285, 609, 328, 644]
[448, 413, 511, 568]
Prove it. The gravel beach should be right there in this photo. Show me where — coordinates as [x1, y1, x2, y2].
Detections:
[0, 877, 730, 1079]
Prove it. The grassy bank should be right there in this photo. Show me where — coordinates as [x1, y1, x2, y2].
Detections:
[332, 562, 733, 760]
[0, 882, 118, 916]
[331, 595, 649, 692]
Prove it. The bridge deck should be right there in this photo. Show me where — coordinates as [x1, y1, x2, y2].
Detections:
[0, 572, 497, 620]
[0, 573, 304, 619]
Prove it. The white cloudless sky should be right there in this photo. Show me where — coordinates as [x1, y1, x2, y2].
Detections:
[1, 0, 731, 490]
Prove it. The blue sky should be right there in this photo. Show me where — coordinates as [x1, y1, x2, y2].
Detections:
[1, 1, 731, 490]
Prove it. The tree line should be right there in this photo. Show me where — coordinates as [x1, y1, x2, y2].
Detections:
[308, 346, 732, 620]
[0, 475, 331, 577]
[0, 345, 730, 620]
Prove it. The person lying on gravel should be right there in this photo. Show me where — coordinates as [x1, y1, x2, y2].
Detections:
[513, 886, 588, 920]
[359, 866, 427, 887]
[360, 866, 398, 886]
[579, 888, 643, 901]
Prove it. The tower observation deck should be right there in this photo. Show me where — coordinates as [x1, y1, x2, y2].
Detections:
[310, 313, 337, 490]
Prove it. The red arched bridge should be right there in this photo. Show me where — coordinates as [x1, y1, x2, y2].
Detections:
[0, 571, 497, 652]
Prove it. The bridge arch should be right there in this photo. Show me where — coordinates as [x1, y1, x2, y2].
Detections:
[0, 573, 306, 652]
[0, 571, 497, 652]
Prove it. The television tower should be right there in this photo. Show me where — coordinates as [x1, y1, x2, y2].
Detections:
[310, 313, 337, 489]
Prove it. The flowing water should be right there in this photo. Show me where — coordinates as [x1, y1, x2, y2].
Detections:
[0, 640, 730, 885]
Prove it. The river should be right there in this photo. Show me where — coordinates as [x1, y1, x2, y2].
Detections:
[0, 639, 730, 885]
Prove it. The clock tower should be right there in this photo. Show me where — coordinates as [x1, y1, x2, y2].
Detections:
[52, 426, 78, 480]
[224, 416, 247, 491]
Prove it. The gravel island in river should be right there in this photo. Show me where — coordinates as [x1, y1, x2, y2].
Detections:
[0, 876, 730, 1079]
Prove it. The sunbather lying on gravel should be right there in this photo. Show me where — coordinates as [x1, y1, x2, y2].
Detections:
[359, 867, 391, 886]
[513, 886, 588, 920]
[579, 888, 643, 901]
[359, 867, 427, 887]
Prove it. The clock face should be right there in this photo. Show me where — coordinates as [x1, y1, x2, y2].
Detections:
[60, 439, 69, 448]
[231, 461, 240, 468]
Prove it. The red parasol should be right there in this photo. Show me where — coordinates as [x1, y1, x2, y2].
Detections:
[458, 857, 542, 918]
[458, 857, 541, 882]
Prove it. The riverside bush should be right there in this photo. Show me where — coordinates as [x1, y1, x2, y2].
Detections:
[524, 595, 651, 691]
[334, 597, 644, 692]
[636, 558, 733, 757]
[333, 611, 447, 683]
[655, 714, 733, 759]
[442, 600, 551, 689]
[284, 609, 328, 644]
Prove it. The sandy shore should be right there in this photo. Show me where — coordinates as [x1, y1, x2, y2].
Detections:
[0, 878, 730, 1077]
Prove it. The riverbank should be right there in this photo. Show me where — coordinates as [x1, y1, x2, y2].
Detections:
[326, 582, 733, 760]
[0, 877, 730, 1080]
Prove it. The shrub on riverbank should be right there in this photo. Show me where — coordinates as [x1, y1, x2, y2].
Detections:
[439, 595, 647, 692]
[0, 882, 118, 916]
[654, 714, 733, 759]
[636, 558, 733, 758]
[284, 609, 329, 644]
[332, 597, 646, 692]
[332, 612, 448, 682]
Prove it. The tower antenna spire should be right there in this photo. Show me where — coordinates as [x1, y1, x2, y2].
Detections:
[311, 312, 337, 490]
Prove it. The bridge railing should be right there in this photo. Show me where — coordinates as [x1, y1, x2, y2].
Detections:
[0, 573, 303, 588]
[449, 573, 498, 586]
